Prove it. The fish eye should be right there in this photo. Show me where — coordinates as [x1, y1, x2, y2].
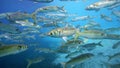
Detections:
[18, 46, 22, 48]
[50, 33, 53, 35]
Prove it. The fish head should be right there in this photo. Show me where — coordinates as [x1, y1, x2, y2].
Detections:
[86, 5, 95, 10]
[16, 45, 28, 52]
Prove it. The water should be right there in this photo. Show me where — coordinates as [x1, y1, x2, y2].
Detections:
[0, 0, 120, 68]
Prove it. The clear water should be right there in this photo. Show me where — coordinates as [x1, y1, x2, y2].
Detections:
[0, 0, 120, 68]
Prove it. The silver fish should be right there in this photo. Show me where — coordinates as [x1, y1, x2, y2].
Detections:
[0, 44, 28, 58]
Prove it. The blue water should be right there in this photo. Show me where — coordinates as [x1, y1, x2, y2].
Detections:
[0, 0, 120, 68]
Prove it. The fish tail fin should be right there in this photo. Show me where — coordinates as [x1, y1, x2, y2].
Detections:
[31, 13, 37, 25]
[26, 59, 32, 68]
[107, 55, 112, 61]
[59, 6, 66, 13]
[61, 62, 66, 68]
[98, 41, 103, 47]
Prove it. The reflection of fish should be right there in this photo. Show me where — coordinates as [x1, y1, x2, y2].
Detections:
[112, 41, 120, 49]
[61, 53, 94, 68]
[86, 0, 120, 11]
[0, 44, 28, 58]
[27, 57, 44, 68]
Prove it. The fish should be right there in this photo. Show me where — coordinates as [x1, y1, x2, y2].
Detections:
[0, 22, 21, 33]
[35, 48, 55, 53]
[80, 41, 103, 51]
[0, 44, 28, 58]
[71, 15, 95, 22]
[42, 23, 60, 28]
[47, 27, 79, 38]
[112, 41, 120, 49]
[15, 20, 41, 28]
[26, 56, 44, 68]
[0, 12, 17, 19]
[80, 20, 101, 30]
[112, 10, 120, 18]
[108, 52, 120, 61]
[6, 12, 37, 25]
[34, 6, 65, 14]
[85, 0, 120, 11]
[60, 0, 79, 1]
[106, 34, 120, 40]
[30, 0, 53, 3]
[77, 30, 120, 40]
[100, 14, 112, 22]
[76, 30, 107, 39]
[108, 3, 120, 9]
[105, 27, 120, 33]
[61, 53, 94, 68]
[58, 39, 84, 52]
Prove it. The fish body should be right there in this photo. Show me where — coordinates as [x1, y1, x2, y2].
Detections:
[27, 57, 44, 68]
[30, 0, 53, 3]
[0, 44, 28, 58]
[80, 41, 103, 51]
[101, 14, 112, 22]
[71, 16, 94, 22]
[112, 10, 120, 18]
[0, 22, 21, 33]
[62, 53, 94, 68]
[108, 52, 120, 61]
[112, 41, 120, 49]
[47, 27, 77, 37]
[86, 0, 119, 11]
[7, 12, 32, 21]
[34, 6, 65, 13]
[77, 30, 107, 39]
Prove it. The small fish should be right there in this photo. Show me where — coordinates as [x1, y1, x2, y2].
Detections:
[30, 0, 53, 3]
[7, 12, 37, 25]
[80, 41, 103, 51]
[80, 20, 101, 30]
[112, 41, 120, 49]
[34, 6, 65, 13]
[27, 56, 44, 68]
[35, 48, 55, 53]
[100, 14, 112, 22]
[85, 0, 120, 11]
[108, 52, 120, 61]
[61, 53, 94, 68]
[71, 15, 95, 22]
[105, 27, 120, 33]
[0, 22, 21, 33]
[112, 10, 120, 18]
[0, 44, 28, 58]
[47, 27, 78, 38]
[77, 30, 107, 39]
